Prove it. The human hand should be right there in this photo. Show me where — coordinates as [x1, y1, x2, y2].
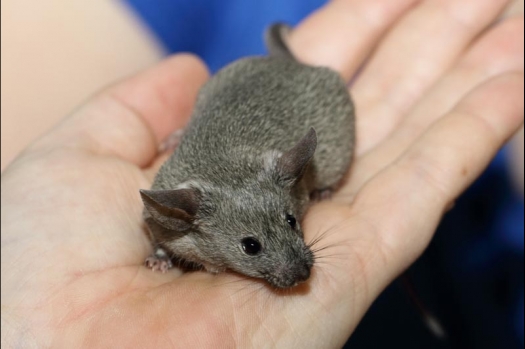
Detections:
[2, 0, 523, 347]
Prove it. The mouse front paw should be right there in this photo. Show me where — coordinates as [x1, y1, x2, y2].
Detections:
[145, 248, 173, 273]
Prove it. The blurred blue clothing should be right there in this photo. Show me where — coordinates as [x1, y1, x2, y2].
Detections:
[123, 1, 524, 347]
[124, 0, 325, 73]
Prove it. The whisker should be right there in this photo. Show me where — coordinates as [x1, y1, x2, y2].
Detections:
[307, 229, 333, 248]
[314, 254, 347, 260]
[311, 243, 341, 254]
[307, 225, 336, 249]
[208, 277, 250, 290]
[306, 216, 355, 250]
[238, 284, 267, 308]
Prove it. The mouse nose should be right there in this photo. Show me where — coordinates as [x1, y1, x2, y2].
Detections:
[269, 263, 312, 288]
[295, 263, 311, 283]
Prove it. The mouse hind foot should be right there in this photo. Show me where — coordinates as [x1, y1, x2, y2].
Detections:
[158, 128, 184, 153]
[310, 188, 333, 202]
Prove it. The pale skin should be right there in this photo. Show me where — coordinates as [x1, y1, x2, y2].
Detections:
[0, 0, 165, 170]
[1, 0, 524, 348]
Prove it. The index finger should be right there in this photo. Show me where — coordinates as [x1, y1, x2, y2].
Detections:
[289, 0, 420, 80]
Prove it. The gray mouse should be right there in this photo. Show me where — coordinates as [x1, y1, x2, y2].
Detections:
[140, 23, 355, 289]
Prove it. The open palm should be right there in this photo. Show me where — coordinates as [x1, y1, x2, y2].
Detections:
[2, 1, 523, 347]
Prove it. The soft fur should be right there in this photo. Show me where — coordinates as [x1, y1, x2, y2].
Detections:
[141, 23, 355, 289]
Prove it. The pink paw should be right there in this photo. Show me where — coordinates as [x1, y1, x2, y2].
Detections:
[145, 249, 173, 273]
[158, 129, 184, 153]
[310, 189, 333, 201]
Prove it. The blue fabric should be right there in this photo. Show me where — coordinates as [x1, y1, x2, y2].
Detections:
[123, 1, 524, 347]
[124, 0, 326, 73]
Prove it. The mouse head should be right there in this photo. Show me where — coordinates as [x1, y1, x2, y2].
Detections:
[141, 129, 317, 289]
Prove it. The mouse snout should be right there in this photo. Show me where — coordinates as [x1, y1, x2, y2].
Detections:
[268, 261, 312, 289]
[294, 263, 311, 283]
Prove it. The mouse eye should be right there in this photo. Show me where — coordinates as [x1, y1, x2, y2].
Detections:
[286, 214, 296, 229]
[241, 237, 262, 256]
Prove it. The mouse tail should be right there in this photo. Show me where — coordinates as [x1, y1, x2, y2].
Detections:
[400, 273, 448, 340]
[265, 23, 297, 60]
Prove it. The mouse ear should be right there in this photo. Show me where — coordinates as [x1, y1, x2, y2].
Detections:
[276, 128, 317, 185]
[140, 188, 200, 231]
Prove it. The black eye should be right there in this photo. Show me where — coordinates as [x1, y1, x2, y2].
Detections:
[241, 237, 262, 256]
[286, 214, 296, 229]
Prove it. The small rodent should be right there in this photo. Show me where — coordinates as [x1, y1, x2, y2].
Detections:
[140, 23, 355, 289]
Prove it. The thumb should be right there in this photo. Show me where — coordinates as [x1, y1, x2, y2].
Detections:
[25, 54, 209, 167]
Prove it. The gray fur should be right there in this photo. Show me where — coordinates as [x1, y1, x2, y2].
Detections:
[141, 23, 355, 289]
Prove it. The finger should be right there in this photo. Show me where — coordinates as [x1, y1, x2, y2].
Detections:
[391, 16, 524, 146]
[502, 0, 524, 17]
[28, 54, 209, 167]
[343, 16, 524, 195]
[354, 73, 524, 281]
[144, 152, 171, 181]
[288, 0, 421, 80]
[352, 0, 511, 153]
